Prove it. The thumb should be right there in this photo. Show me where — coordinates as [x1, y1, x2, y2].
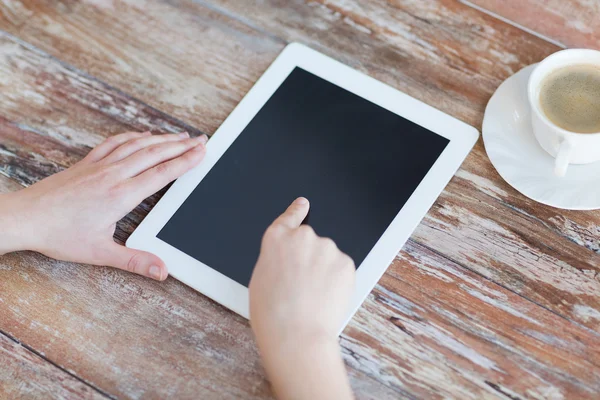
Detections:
[101, 242, 168, 281]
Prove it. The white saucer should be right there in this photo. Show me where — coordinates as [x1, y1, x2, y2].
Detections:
[482, 64, 600, 210]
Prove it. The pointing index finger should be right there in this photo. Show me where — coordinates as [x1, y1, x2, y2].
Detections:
[273, 197, 310, 230]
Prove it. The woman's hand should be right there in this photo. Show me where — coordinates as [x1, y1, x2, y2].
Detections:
[0, 131, 207, 281]
[250, 197, 356, 400]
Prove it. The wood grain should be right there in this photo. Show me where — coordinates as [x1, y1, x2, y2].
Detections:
[417, 142, 600, 329]
[199, 0, 600, 330]
[0, 0, 283, 136]
[0, 0, 599, 398]
[349, 240, 600, 399]
[1, 1, 598, 330]
[2, 241, 599, 399]
[200, 0, 551, 125]
[0, 27, 599, 399]
[465, 0, 600, 49]
[0, 33, 397, 400]
[0, 172, 24, 193]
[0, 333, 107, 400]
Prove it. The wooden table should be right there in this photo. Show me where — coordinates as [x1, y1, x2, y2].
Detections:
[0, 1, 599, 399]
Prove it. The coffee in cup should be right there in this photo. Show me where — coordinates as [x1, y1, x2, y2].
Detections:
[539, 64, 600, 134]
[527, 49, 600, 177]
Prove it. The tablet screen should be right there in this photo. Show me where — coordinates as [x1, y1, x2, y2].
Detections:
[158, 68, 449, 287]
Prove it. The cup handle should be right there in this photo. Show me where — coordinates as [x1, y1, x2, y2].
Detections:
[554, 140, 573, 177]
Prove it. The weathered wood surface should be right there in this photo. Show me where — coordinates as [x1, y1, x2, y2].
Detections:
[1, 0, 599, 333]
[356, 241, 600, 399]
[0, 0, 599, 399]
[0, 33, 400, 399]
[0, 333, 107, 400]
[0, 172, 24, 193]
[0, 0, 281, 135]
[466, 0, 600, 49]
[195, 0, 600, 330]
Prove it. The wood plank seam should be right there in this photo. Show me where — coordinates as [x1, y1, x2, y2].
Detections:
[0, 17, 596, 341]
[0, 29, 206, 140]
[463, 0, 600, 51]
[458, 0, 567, 49]
[0, 328, 113, 400]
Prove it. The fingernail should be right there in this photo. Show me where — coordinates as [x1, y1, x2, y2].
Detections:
[149, 265, 162, 280]
[295, 197, 308, 205]
[178, 132, 189, 138]
[197, 134, 208, 145]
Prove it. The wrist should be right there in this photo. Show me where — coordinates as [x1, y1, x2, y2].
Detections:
[255, 321, 337, 358]
[256, 325, 341, 377]
[276, 327, 338, 354]
[0, 191, 37, 255]
[256, 328, 352, 400]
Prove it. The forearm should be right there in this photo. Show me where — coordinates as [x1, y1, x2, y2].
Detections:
[259, 334, 354, 400]
[0, 191, 34, 255]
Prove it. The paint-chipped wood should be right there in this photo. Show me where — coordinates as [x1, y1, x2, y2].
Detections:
[203, 0, 600, 330]
[0, 0, 599, 399]
[0, 33, 398, 399]
[1, 242, 599, 398]
[416, 142, 600, 330]
[0, 173, 24, 194]
[0, 0, 283, 136]
[0, 333, 107, 400]
[1, 1, 599, 331]
[0, 248, 403, 399]
[347, 240, 600, 399]
[466, 0, 600, 49]
[190, 0, 600, 331]
[201, 0, 555, 125]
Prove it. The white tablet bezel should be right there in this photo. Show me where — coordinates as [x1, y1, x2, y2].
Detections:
[127, 43, 479, 329]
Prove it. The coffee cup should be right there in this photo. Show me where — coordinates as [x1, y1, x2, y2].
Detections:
[527, 49, 600, 177]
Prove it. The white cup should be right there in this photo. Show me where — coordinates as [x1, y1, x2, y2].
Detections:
[527, 49, 600, 177]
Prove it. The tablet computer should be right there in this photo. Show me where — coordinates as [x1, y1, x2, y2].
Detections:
[127, 43, 479, 330]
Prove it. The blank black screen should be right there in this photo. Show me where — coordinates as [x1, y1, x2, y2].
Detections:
[158, 68, 448, 286]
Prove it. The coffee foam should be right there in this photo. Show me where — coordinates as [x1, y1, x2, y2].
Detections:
[539, 64, 600, 134]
